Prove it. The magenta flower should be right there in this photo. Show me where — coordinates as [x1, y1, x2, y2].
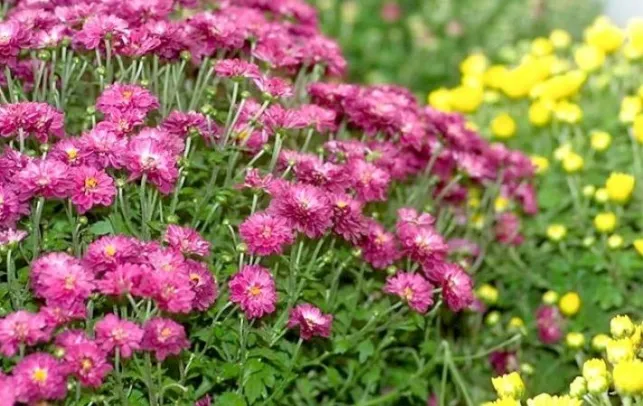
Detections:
[0, 21, 31, 64]
[65, 341, 113, 388]
[162, 110, 219, 141]
[97, 263, 147, 297]
[399, 226, 448, 266]
[293, 159, 351, 193]
[0, 375, 15, 406]
[440, 263, 474, 312]
[269, 183, 333, 239]
[0, 102, 65, 142]
[136, 127, 185, 158]
[536, 305, 563, 344]
[297, 104, 337, 132]
[489, 351, 519, 375]
[0, 228, 28, 246]
[70, 166, 116, 213]
[495, 213, 524, 246]
[164, 225, 211, 257]
[13, 353, 67, 404]
[0, 311, 50, 357]
[384, 272, 434, 313]
[195, 395, 212, 406]
[288, 303, 333, 340]
[50, 139, 84, 167]
[84, 235, 139, 274]
[141, 317, 190, 361]
[73, 14, 129, 50]
[0, 185, 29, 226]
[40, 303, 87, 331]
[95, 314, 144, 358]
[124, 134, 179, 194]
[96, 83, 159, 120]
[254, 75, 293, 99]
[229, 265, 277, 319]
[239, 212, 295, 256]
[349, 159, 391, 202]
[31, 252, 95, 307]
[17, 158, 71, 199]
[78, 126, 128, 169]
[214, 59, 261, 79]
[187, 260, 218, 311]
[152, 271, 195, 314]
[359, 221, 400, 270]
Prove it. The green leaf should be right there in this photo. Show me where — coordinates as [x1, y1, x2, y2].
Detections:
[244, 373, 266, 404]
[357, 339, 374, 363]
[219, 362, 241, 380]
[333, 337, 351, 354]
[215, 392, 247, 406]
[89, 220, 114, 236]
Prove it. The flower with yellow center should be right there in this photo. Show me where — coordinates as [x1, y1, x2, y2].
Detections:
[594, 212, 617, 233]
[605, 172, 635, 203]
[542, 290, 558, 305]
[553, 143, 572, 161]
[531, 37, 554, 57]
[550, 29, 572, 49]
[490, 113, 517, 139]
[620, 96, 642, 123]
[449, 85, 484, 113]
[248, 284, 262, 297]
[31, 367, 48, 384]
[546, 224, 567, 242]
[606, 338, 635, 364]
[427, 88, 452, 112]
[611, 315, 635, 338]
[585, 19, 625, 54]
[530, 155, 549, 174]
[613, 359, 643, 395]
[607, 234, 623, 249]
[528, 101, 552, 126]
[590, 130, 611, 151]
[491, 372, 525, 399]
[562, 153, 584, 173]
[559, 292, 581, 317]
[104, 245, 117, 257]
[633, 239, 643, 256]
[477, 284, 499, 305]
[574, 44, 606, 72]
[566, 332, 585, 349]
[594, 188, 609, 203]
[460, 53, 488, 76]
[591, 334, 610, 351]
[527, 394, 582, 406]
[582, 185, 596, 197]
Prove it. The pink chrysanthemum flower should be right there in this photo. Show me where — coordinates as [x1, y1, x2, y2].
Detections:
[494, 213, 524, 246]
[229, 265, 277, 319]
[359, 221, 400, 270]
[65, 341, 113, 388]
[0, 227, 28, 246]
[162, 110, 219, 141]
[13, 353, 67, 404]
[330, 193, 367, 244]
[96, 83, 159, 119]
[349, 159, 390, 202]
[73, 14, 129, 50]
[125, 135, 179, 194]
[254, 75, 293, 99]
[0, 102, 65, 143]
[287, 303, 333, 340]
[269, 183, 333, 239]
[145, 247, 188, 274]
[214, 58, 261, 79]
[396, 208, 435, 241]
[141, 317, 190, 361]
[151, 271, 195, 314]
[0, 21, 31, 64]
[195, 395, 212, 406]
[78, 126, 128, 170]
[536, 306, 563, 344]
[83, 235, 140, 274]
[54, 329, 92, 358]
[40, 303, 86, 331]
[400, 227, 448, 266]
[31, 252, 95, 308]
[95, 314, 144, 358]
[440, 263, 474, 312]
[50, 138, 84, 167]
[96, 110, 146, 137]
[239, 212, 295, 256]
[0, 374, 15, 406]
[70, 166, 116, 213]
[97, 263, 147, 297]
[293, 159, 351, 193]
[136, 127, 185, 158]
[0, 311, 50, 357]
[17, 158, 71, 199]
[164, 225, 211, 257]
[297, 104, 337, 132]
[187, 260, 218, 311]
[0, 185, 29, 226]
[238, 168, 274, 192]
[384, 272, 434, 313]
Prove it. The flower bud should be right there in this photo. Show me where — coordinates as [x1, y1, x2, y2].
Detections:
[241, 90, 251, 99]
[520, 363, 534, 376]
[611, 315, 635, 338]
[236, 243, 247, 253]
[569, 376, 587, 398]
[491, 372, 525, 399]
[37, 50, 51, 61]
[95, 66, 106, 77]
[78, 216, 88, 225]
[566, 332, 585, 349]
[485, 311, 501, 326]
[39, 143, 50, 153]
[166, 214, 179, 224]
[542, 290, 558, 305]
[591, 334, 610, 351]
[115, 178, 126, 188]
[558, 292, 581, 317]
[586, 375, 610, 394]
[606, 338, 635, 364]
[477, 283, 499, 305]
[180, 50, 191, 62]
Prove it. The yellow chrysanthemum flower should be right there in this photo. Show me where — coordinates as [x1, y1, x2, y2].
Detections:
[611, 315, 635, 338]
[591, 334, 610, 351]
[485, 399, 520, 406]
[484, 65, 508, 90]
[542, 290, 559, 305]
[585, 19, 625, 54]
[530, 155, 549, 174]
[607, 234, 624, 249]
[460, 53, 488, 76]
[613, 359, 643, 395]
[531, 37, 554, 57]
[527, 394, 582, 406]
[562, 152, 584, 173]
[492, 372, 525, 399]
[633, 239, 643, 256]
[566, 332, 585, 349]
[590, 130, 611, 151]
[477, 284, 499, 305]
[550, 29, 572, 49]
[574, 44, 605, 72]
[528, 101, 552, 126]
[546, 224, 567, 242]
[569, 376, 587, 398]
[491, 113, 517, 139]
[606, 338, 635, 364]
[594, 212, 617, 233]
[427, 88, 452, 112]
[620, 96, 642, 123]
[449, 85, 483, 113]
[582, 359, 608, 381]
[559, 292, 581, 317]
[605, 172, 635, 203]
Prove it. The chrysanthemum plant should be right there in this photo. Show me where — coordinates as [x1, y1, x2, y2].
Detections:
[0, 0, 536, 404]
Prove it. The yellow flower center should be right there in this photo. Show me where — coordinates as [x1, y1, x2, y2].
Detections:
[66, 148, 78, 160]
[403, 287, 414, 301]
[32, 368, 48, 383]
[160, 327, 172, 340]
[81, 358, 93, 372]
[84, 177, 98, 190]
[64, 275, 76, 290]
[104, 245, 116, 257]
[122, 90, 134, 100]
[261, 225, 273, 238]
[249, 285, 262, 297]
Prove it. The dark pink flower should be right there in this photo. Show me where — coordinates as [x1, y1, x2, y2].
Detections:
[118, 27, 162, 57]
[136, 127, 185, 158]
[384, 272, 434, 313]
[489, 351, 519, 375]
[0, 21, 31, 63]
[152, 271, 196, 314]
[297, 104, 337, 132]
[50, 139, 84, 167]
[164, 225, 211, 257]
[288, 303, 333, 340]
[447, 238, 481, 258]
[293, 158, 351, 193]
[96, 83, 159, 120]
[0, 375, 15, 406]
[13, 353, 67, 404]
[162, 110, 219, 141]
[39, 303, 86, 330]
[229, 265, 277, 319]
[330, 193, 367, 244]
[125, 134, 179, 194]
[269, 183, 332, 239]
[195, 395, 212, 406]
[399, 226, 448, 266]
[254, 75, 293, 99]
[239, 212, 295, 256]
[0, 102, 65, 142]
[440, 263, 474, 312]
[97, 263, 147, 297]
[238, 168, 274, 192]
[495, 213, 524, 246]
[536, 305, 563, 344]
[95, 314, 144, 358]
[79, 126, 128, 169]
[0, 185, 29, 226]
[141, 317, 190, 361]
[84, 235, 139, 274]
[0, 311, 50, 357]
[359, 221, 400, 270]
[349, 159, 390, 202]
[31, 252, 95, 308]
[17, 158, 70, 199]
[214, 58, 260, 79]
[65, 341, 112, 388]
[73, 14, 129, 50]
[187, 260, 218, 311]
[70, 166, 116, 213]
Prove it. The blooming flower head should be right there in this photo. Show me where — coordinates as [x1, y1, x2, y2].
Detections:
[229, 265, 277, 319]
[400, 226, 448, 266]
[269, 183, 333, 239]
[74, 14, 129, 50]
[526, 394, 581, 406]
[84, 235, 140, 274]
[96, 83, 159, 120]
[125, 134, 179, 194]
[141, 317, 190, 361]
[65, 341, 112, 388]
[613, 359, 643, 395]
[51, 138, 84, 167]
[13, 353, 67, 404]
[0, 21, 31, 64]
[214, 58, 261, 79]
[95, 314, 144, 358]
[330, 193, 367, 244]
[0, 102, 65, 142]
[17, 158, 71, 199]
[489, 351, 519, 376]
[0, 311, 50, 357]
[187, 260, 218, 311]
[70, 166, 116, 213]
[79, 126, 128, 169]
[349, 159, 391, 202]
[164, 224, 211, 257]
[150, 270, 195, 314]
[239, 212, 295, 256]
[162, 110, 219, 141]
[536, 305, 563, 344]
[31, 252, 95, 307]
[605, 172, 635, 203]
[40, 303, 87, 331]
[287, 303, 333, 340]
[254, 75, 293, 99]
[0, 374, 15, 406]
[0, 185, 29, 226]
[359, 220, 400, 270]
[384, 272, 434, 313]
[440, 263, 474, 312]
[492, 372, 525, 399]
[97, 263, 147, 297]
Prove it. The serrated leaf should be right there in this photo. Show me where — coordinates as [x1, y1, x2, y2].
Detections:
[89, 220, 114, 236]
[358, 339, 374, 363]
[215, 392, 247, 406]
[333, 337, 351, 354]
[244, 373, 266, 404]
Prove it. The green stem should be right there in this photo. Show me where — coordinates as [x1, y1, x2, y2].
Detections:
[139, 175, 149, 239]
[144, 354, 158, 406]
[31, 197, 44, 260]
[115, 349, 128, 406]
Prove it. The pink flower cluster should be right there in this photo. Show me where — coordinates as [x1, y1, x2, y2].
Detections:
[536, 305, 563, 344]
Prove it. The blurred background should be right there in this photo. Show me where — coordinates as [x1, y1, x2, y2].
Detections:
[313, 0, 611, 94]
